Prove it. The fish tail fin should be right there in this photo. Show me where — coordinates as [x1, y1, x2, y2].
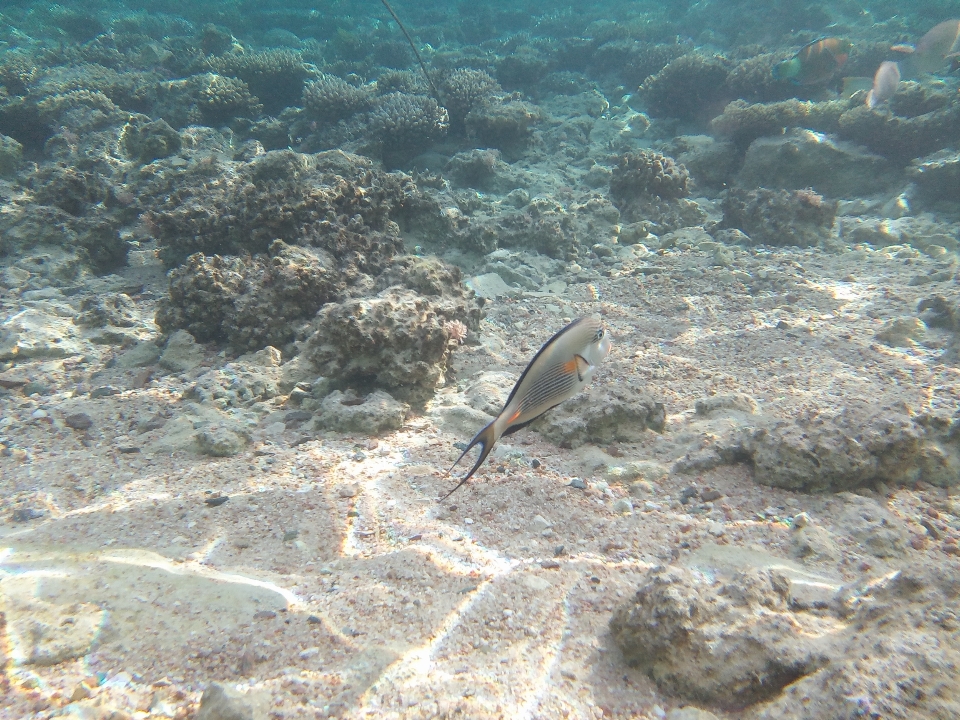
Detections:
[439, 420, 498, 502]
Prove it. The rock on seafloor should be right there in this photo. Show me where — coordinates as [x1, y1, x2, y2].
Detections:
[612, 561, 960, 718]
[194, 683, 255, 720]
[737, 128, 896, 198]
[738, 403, 960, 491]
[6, 598, 104, 666]
[314, 389, 409, 435]
[196, 424, 251, 457]
[158, 329, 205, 373]
[0, 308, 83, 361]
[610, 565, 831, 707]
[535, 384, 666, 448]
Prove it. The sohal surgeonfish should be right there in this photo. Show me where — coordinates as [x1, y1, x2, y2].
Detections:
[866, 61, 901, 108]
[440, 315, 612, 501]
[773, 37, 852, 85]
[891, 19, 960, 76]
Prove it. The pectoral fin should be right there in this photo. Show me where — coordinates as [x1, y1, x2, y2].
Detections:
[573, 354, 590, 382]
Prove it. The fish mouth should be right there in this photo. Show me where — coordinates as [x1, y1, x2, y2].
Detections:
[599, 336, 613, 359]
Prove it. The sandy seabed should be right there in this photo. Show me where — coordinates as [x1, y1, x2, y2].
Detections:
[1, 237, 959, 719]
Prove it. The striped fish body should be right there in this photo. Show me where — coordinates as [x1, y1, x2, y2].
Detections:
[441, 315, 612, 500]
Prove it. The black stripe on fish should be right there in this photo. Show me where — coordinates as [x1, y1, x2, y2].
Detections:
[519, 362, 578, 417]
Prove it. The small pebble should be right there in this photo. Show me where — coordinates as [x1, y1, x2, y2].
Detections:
[204, 496, 229, 507]
[707, 521, 725, 537]
[701, 489, 722, 502]
[792, 512, 810, 529]
[70, 683, 92, 702]
[283, 410, 312, 424]
[90, 385, 121, 398]
[64, 412, 93, 430]
[338, 484, 359, 498]
[540, 559, 561, 569]
[601, 539, 626, 553]
[612, 498, 633, 514]
[569, 478, 586, 489]
[531, 458, 541, 469]
[31, 409, 49, 419]
[921, 519, 941, 540]
[679, 486, 698, 504]
[12, 507, 44, 522]
[253, 610, 277, 620]
[554, 545, 565, 556]
[283, 530, 299, 541]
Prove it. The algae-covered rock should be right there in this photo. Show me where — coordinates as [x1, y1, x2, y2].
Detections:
[305, 288, 462, 407]
[536, 385, 665, 448]
[740, 404, 960, 491]
[159, 329, 204, 373]
[834, 492, 909, 558]
[737, 129, 895, 198]
[611, 565, 828, 706]
[74, 292, 137, 329]
[121, 116, 182, 164]
[149, 149, 409, 268]
[12, 599, 105, 666]
[719, 187, 837, 248]
[909, 148, 960, 203]
[196, 424, 250, 457]
[315, 389, 409, 434]
[0, 133, 23, 177]
[464, 100, 541, 158]
[195, 683, 255, 720]
[0, 308, 83, 360]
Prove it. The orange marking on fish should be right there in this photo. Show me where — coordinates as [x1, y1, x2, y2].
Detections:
[562, 358, 579, 374]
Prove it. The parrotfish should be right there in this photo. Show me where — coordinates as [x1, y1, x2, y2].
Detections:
[440, 315, 612, 501]
[891, 19, 960, 76]
[773, 37, 853, 85]
[866, 61, 900, 108]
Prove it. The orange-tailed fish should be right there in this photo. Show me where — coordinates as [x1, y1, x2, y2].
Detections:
[440, 315, 612, 501]
[892, 19, 960, 75]
[866, 61, 900, 108]
[773, 37, 852, 85]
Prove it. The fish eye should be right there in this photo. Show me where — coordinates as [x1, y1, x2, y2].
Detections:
[596, 328, 605, 340]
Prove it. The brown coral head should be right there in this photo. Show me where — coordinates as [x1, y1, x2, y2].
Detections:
[794, 188, 824, 208]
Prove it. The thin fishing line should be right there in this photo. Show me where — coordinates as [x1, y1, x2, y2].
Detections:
[378, 0, 442, 101]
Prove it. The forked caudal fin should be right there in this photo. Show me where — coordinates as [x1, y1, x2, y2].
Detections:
[439, 420, 498, 502]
